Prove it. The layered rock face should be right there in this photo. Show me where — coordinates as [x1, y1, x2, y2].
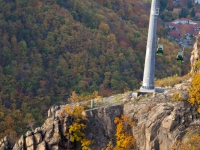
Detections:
[1, 82, 200, 150]
[1, 76, 200, 150]
[1, 83, 200, 150]
[0, 136, 12, 150]
[0, 105, 122, 150]
[190, 32, 200, 73]
[124, 82, 200, 150]
[83, 105, 123, 149]
[11, 105, 70, 150]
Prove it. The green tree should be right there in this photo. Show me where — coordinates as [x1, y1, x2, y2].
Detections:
[187, 0, 193, 9]
[160, 0, 167, 11]
[179, 8, 190, 18]
[19, 41, 27, 51]
[191, 8, 195, 17]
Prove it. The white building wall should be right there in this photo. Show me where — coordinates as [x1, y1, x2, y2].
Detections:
[195, 0, 200, 4]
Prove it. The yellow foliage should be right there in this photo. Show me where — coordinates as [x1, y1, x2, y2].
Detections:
[81, 138, 93, 150]
[114, 115, 135, 150]
[198, 107, 200, 113]
[155, 74, 191, 87]
[64, 105, 92, 149]
[188, 72, 200, 113]
[172, 93, 184, 101]
[65, 105, 73, 116]
[73, 105, 85, 119]
[68, 91, 101, 103]
[69, 122, 86, 142]
[65, 105, 87, 121]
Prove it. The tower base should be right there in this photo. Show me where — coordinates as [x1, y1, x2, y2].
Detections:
[140, 86, 155, 93]
[140, 86, 165, 93]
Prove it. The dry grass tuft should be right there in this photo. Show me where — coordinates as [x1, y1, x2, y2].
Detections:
[155, 73, 192, 87]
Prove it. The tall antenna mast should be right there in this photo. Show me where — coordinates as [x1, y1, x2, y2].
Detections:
[140, 0, 159, 91]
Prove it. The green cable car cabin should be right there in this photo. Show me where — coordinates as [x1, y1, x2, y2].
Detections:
[176, 52, 184, 63]
[156, 45, 163, 56]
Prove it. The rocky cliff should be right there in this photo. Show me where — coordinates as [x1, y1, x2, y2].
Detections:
[0, 104, 123, 150]
[125, 82, 200, 150]
[1, 79, 200, 150]
[190, 32, 200, 73]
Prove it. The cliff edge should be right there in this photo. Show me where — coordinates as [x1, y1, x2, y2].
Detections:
[1, 79, 200, 150]
[191, 33, 200, 73]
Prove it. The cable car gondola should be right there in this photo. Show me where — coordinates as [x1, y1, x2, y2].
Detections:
[176, 46, 184, 63]
[176, 51, 184, 63]
[156, 45, 164, 56]
[156, 38, 163, 56]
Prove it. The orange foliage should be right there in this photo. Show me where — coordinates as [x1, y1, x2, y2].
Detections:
[188, 72, 200, 113]
[114, 115, 135, 150]
[99, 23, 110, 34]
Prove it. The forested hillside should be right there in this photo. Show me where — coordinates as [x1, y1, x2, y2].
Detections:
[0, 0, 191, 140]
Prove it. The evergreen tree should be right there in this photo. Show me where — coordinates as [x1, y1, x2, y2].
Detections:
[179, 8, 190, 18]
[160, 0, 167, 11]
[187, 0, 193, 9]
[191, 8, 195, 17]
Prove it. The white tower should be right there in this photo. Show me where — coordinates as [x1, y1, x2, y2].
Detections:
[140, 0, 159, 91]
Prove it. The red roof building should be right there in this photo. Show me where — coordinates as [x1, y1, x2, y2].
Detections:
[195, 13, 200, 18]
[173, 8, 181, 13]
[165, 18, 200, 44]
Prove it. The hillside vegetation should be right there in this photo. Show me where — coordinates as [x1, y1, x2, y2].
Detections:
[0, 0, 191, 139]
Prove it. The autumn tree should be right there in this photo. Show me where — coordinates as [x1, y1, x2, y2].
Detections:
[99, 22, 110, 34]
[65, 106, 93, 149]
[114, 115, 135, 150]
[188, 72, 200, 113]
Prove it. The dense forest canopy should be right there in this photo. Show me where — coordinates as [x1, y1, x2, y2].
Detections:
[0, 0, 191, 140]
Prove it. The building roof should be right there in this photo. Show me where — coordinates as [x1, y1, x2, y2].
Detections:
[166, 18, 200, 41]
[165, 22, 179, 27]
[167, 24, 199, 40]
[168, 30, 181, 39]
[174, 18, 190, 21]
[173, 8, 181, 13]
[196, 13, 200, 17]
[168, 18, 199, 25]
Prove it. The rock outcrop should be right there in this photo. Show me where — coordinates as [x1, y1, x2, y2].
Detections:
[0, 105, 122, 150]
[190, 32, 200, 73]
[124, 82, 200, 150]
[83, 105, 123, 149]
[2, 83, 200, 150]
[0, 136, 12, 150]
[1, 82, 200, 150]
[12, 116, 70, 150]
